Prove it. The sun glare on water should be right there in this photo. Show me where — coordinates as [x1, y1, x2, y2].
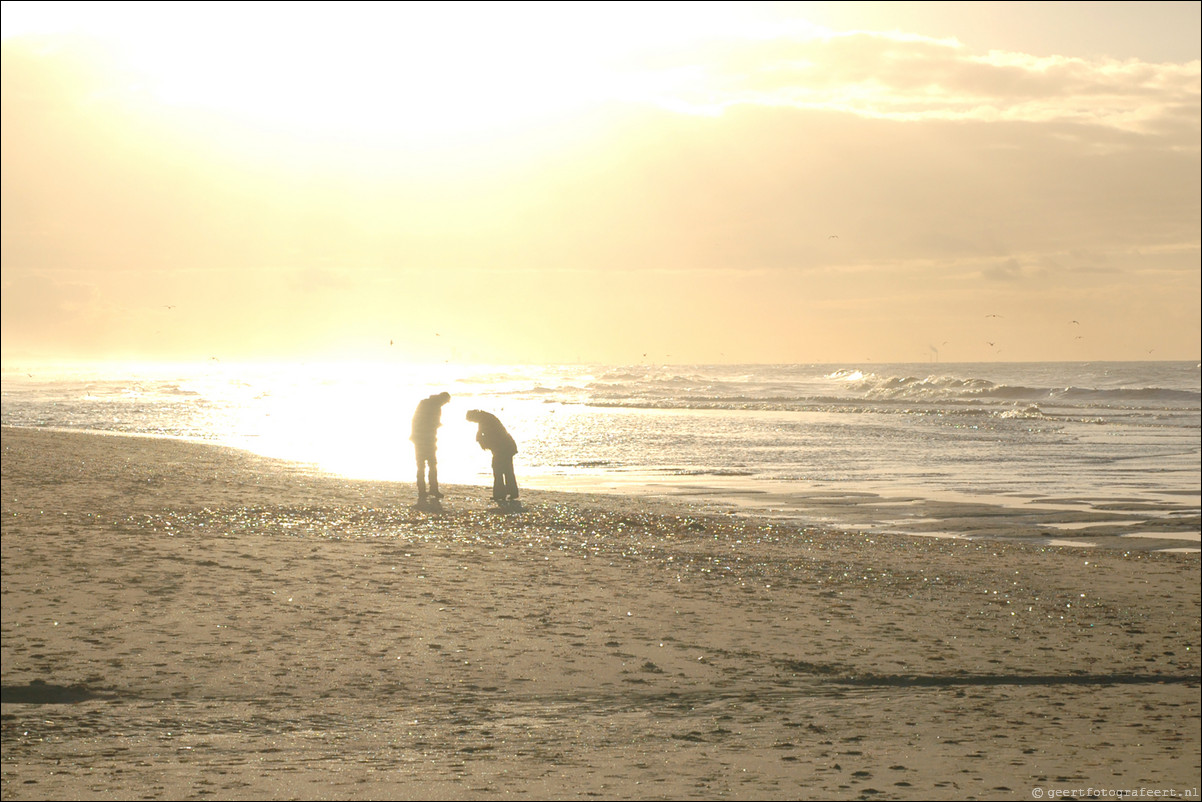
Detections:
[157, 359, 548, 486]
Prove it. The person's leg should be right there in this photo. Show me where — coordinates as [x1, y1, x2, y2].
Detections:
[491, 452, 505, 501]
[415, 453, 428, 500]
[428, 450, 441, 498]
[502, 453, 518, 499]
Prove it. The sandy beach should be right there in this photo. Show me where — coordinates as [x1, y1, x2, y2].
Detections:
[2, 427, 1199, 800]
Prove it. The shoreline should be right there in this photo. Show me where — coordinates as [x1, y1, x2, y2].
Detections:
[2, 427, 1199, 799]
[7, 424, 1200, 554]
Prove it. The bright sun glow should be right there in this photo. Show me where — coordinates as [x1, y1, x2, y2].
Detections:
[123, 7, 611, 142]
[2, 1, 795, 144]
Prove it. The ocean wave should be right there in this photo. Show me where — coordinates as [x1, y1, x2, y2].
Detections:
[568, 368, 1200, 415]
[996, 404, 1050, 420]
[5, 362, 1198, 444]
[1048, 386, 1200, 405]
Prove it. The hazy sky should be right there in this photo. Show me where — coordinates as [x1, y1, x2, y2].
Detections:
[2, 1, 1199, 364]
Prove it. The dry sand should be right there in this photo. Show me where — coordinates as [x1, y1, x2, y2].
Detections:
[2, 427, 1199, 800]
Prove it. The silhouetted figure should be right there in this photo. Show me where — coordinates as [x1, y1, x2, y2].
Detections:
[411, 392, 451, 504]
[465, 409, 518, 503]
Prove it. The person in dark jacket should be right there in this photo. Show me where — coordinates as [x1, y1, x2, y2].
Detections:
[411, 392, 451, 504]
[465, 409, 518, 503]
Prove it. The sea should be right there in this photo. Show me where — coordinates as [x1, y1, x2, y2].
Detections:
[2, 360, 1199, 552]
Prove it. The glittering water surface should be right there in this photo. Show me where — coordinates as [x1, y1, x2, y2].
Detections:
[3, 360, 1198, 549]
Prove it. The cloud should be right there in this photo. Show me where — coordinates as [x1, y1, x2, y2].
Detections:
[0, 271, 108, 354]
[2, 8, 1197, 363]
[628, 29, 1201, 138]
[982, 257, 1038, 282]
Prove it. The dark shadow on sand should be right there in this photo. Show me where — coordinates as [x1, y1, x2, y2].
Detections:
[839, 672, 1200, 688]
[778, 660, 1200, 688]
[2, 681, 114, 704]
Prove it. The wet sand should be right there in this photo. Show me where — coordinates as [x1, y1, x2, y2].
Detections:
[2, 427, 1199, 800]
[524, 473, 1202, 553]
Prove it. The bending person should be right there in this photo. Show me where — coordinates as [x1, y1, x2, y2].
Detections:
[465, 409, 518, 503]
